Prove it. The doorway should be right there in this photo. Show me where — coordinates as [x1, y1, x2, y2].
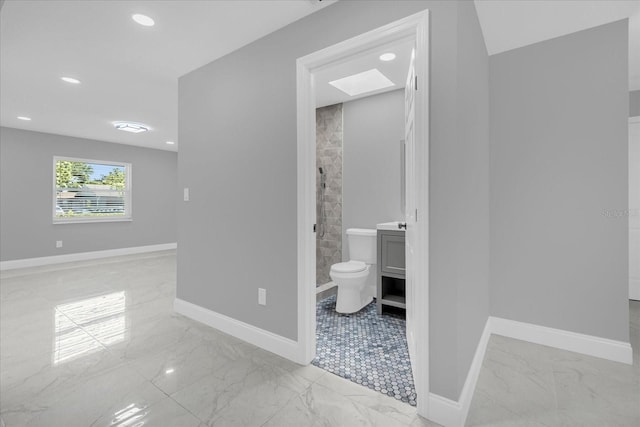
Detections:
[295, 10, 430, 417]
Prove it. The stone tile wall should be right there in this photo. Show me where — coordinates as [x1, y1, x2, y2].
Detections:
[316, 104, 343, 286]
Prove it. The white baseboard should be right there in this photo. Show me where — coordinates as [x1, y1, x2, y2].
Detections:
[427, 318, 492, 427]
[0, 243, 177, 271]
[490, 316, 633, 365]
[425, 314, 633, 426]
[174, 298, 301, 363]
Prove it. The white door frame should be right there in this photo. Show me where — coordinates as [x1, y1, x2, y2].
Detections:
[295, 10, 430, 417]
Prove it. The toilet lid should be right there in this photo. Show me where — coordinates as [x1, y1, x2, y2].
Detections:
[331, 261, 366, 273]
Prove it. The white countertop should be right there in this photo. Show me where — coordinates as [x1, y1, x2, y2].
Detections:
[376, 221, 405, 231]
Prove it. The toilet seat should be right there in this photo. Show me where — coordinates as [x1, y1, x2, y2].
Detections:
[330, 261, 366, 274]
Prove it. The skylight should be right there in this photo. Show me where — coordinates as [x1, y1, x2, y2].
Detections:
[328, 69, 395, 97]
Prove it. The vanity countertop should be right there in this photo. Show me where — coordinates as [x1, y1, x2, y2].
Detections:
[376, 221, 405, 231]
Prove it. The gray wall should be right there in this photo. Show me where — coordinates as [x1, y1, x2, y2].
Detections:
[0, 127, 177, 261]
[178, 0, 489, 401]
[343, 89, 404, 260]
[453, 0, 490, 395]
[631, 90, 640, 117]
[490, 21, 629, 341]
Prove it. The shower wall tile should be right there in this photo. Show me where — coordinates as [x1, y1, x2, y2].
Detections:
[316, 104, 343, 286]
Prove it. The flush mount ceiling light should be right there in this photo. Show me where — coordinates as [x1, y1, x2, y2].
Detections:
[17, 116, 31, 121]
[132, 13, 155, 27]
[165, 141, 175, 145]
[61, 77, 81, 84]
[329, 69, 395, 97]
[113, 122, 149, 133]
[379, 52, 396, 61]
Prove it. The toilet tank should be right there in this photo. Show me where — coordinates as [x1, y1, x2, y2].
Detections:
[346, 228, 377, 264]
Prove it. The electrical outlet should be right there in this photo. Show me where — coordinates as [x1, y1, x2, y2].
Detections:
[258, 288, 266, 306]
[183, 187, 190, 201]
[56, 240, 63, 248]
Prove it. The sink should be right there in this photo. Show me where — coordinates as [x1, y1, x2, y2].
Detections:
[376, 221, 405, 231]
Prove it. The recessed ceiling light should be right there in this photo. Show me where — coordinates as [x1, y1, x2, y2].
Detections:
[61, 77, 81, 84]
[132, 14, 155, 27]
[113, 121, 149, 133]
[166, 141, 175, 145]
[329, 69, 395, 97]
[17, 116, 31, 121]
[379, 53, 396, 62]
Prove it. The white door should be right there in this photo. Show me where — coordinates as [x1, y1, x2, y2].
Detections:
[630, 119, 640, 300]
[404, 47, 417, 365]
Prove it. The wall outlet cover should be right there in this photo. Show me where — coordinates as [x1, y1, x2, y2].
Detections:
[258, 288, 266, 306]
[56, 240, 63, 248]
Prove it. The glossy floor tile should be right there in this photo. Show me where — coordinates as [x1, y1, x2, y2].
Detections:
[466, 300, 640, 426]
[2, 251, 637, 427]
[0, 251, 430, 427]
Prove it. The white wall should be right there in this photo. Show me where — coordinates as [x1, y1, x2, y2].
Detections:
[342, 89, 404, 260]
[0, 127, 178, 261]
[489, 20, 629, 342]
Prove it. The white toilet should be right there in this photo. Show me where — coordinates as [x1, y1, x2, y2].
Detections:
[330, 228, 377, 313]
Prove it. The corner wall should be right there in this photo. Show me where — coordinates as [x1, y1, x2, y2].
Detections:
[489, 21, 629, 342]
[0, 127, 177, 261]
[178, 0, 489, 402]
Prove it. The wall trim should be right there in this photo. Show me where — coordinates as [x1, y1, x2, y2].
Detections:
[174, 298, 301, 362]
[427, 317, 491, 427]
[425, 315, 633, 426]
[0, 243, 177, 271]
[490, 316, 633, 365]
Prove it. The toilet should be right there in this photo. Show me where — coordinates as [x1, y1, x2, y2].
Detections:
[330, 228, 377, 313]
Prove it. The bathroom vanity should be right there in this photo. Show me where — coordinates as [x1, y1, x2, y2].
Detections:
[376, 223, 406, 315]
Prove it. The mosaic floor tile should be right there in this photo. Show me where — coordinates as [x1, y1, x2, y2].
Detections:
[313, 295, 417, 406]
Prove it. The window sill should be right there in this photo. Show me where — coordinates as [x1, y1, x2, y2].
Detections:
[53, 217, 132, 225]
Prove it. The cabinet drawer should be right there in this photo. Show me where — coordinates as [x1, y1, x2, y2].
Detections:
[380, 233, 405, 275]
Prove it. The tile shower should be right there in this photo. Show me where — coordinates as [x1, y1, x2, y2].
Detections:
[316, 104, 343, 286]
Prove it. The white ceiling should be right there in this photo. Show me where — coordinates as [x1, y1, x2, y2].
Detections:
[474, 0, 640, 90]
[0, 0, 335, 152]
[314, 38, 414, 108]
[1, 0, 639, 153]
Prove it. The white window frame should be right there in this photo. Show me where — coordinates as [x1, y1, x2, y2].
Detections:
[53, 156, 132, 224]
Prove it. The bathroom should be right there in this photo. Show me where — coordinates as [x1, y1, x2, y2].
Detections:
[312, 41, 415, 405]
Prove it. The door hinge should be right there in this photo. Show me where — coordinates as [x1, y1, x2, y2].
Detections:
[415, 208, 418, 222]
[313, 224, 316, 232]
[415, 75, 418, 91]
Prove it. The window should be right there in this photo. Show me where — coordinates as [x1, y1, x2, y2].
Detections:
[53, 157, 132, 223]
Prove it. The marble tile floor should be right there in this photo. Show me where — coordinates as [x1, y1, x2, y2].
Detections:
[466, 300, 640, 426]
[0, 251, 433, 427]
[1, 250, 638, 426]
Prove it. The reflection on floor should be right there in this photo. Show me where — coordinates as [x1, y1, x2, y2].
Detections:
[2, 250, 638, 426]
[1, 251, 432, 427]
[313, 295, 417, 406]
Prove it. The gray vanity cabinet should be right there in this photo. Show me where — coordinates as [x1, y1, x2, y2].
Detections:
[376, 229, 406, 314]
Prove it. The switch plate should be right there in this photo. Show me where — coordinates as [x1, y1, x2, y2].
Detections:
[56, 240, 63, 248]
[183, 188, 190, 201]
[258, 288, 266, 306]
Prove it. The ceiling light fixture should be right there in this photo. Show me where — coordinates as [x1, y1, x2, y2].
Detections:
[132, 14, 155, 27]
[165, 141, 175, 145]
[379, 53, 396, 61]
[113, 122, 149, 133]
[17, 116, 31, 121]
[61, 77, 81, 84]
[329, 69, 395, 97]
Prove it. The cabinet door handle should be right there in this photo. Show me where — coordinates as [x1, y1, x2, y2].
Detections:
[398, 222, 407, 229]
